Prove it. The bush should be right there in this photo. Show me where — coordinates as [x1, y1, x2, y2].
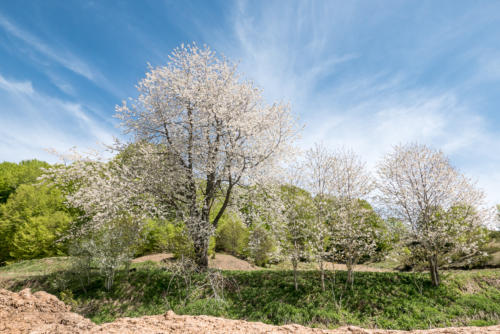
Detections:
[136, 219, 195, 259]
[0, 184, 72, 264]
[0, 160, 50, 204]
[215, 215, 249, 257]
[10, 212, 71, 260]
[248, 225, 276, 267]
[70, 217, 141, 290]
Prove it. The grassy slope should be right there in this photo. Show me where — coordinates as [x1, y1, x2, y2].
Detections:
[1, 258, 500, 330]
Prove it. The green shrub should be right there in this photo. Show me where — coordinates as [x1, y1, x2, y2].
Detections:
[10, 212, 70, 259]
[248, 225, 276, 267]
[70, 217, 141, 290]
[215, 214, 249, 257]
[0, 184, 72, 264]
[0, 160, 50, 204]
[136, 219, 195, 259]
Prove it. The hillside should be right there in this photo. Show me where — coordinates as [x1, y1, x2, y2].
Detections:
[1, 257, 500, 330]
[2, 288, 500, 333]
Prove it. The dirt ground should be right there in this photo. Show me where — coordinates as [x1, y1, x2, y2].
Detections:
[2, 288, 499, 334]
[132, 253, 259, 271]
[318, 262, 391, 272]
[132, 253, 391, 272]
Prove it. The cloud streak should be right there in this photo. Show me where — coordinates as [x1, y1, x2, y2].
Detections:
[0, 13, 121, 97]
[213, 0, 500, 205]
[0, 74, 117, 163]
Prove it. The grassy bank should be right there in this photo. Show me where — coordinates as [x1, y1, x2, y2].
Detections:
[1, 258, 500, 330]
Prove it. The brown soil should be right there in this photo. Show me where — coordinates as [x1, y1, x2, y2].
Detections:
[132, 253, 390, 272]
[322, 263, 392, 272]
[2, 288, 499, 334]
[132, 253, 258, 271]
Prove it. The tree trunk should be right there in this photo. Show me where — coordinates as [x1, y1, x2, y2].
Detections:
[346, 262, 354, 287]
[194, 241, 209, 269]
[319, 260, 325, 291]
[292, 260, 298, 291]
[428, 255, 440, 287]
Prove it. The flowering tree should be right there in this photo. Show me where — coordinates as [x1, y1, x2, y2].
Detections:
[377, 143, 489, 286]
[276, 165, 316, 290]
[115, 44, 297, 268]
[236, 183, 283, 267]
[328, 149, 376, 285]
[303, 143, 335, 291]
[44, 148, 161, 289]
[45, 149, 160, 237]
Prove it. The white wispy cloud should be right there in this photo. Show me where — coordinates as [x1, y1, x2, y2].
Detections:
[213, 0, 500, 205]
[0, 74, 34, 95]
[0, 13, 121, 97]
[0, 74, 117, 163]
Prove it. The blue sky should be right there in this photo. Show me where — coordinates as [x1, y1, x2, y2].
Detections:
[1, 0, 500, 204]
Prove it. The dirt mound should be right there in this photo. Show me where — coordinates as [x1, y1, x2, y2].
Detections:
[1, 289, 500, 333]
[131, 253, 172, 263]
[0, 288, 94, 333]
[93, 311, 500, 334]
[322, 262, 392, 272]
[132, 253, 258, 271]
[209, 253, 258, 271]
[131, 253, 391, 272]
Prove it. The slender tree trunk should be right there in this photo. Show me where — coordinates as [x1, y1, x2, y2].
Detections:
[292, 259, 298, 291]
[428, 255, 440, 287]
[346, 261, 354, 287]
[319, 259, 325, 291]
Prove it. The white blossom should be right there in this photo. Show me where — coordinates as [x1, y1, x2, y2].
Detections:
[52, 43, 298, 268]
[377, 143, 491, 286]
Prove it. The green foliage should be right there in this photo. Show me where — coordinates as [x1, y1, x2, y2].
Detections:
[358, 200, 397, 262]
[248, 225, 276, 267]
[70, 217, 142, 290]
[278, 185, 316, 252]
[137, 219, 174, 255]
[10, 213, 71, 260]
[0, 184, 72, 264]
[208, 235, 216, 258]
[0, 160, 50, 204]
[136, 219, 195, 259]
[215, 213, 249, 257]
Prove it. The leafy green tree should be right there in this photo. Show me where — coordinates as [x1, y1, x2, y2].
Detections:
[0, 160, 50, 203]
[0, 184, 71, 263]
[215, 213, 249, 257]
[278, 184, 316, 290]
[236, 184, 280, 267]
[10, 213, 71, 260]
[70, 216, 141, 290]
[358, 200, 396, 262]
[248, 225, 276, 267]
[328, 198, 377, 285]
[137, 219, 195, 259]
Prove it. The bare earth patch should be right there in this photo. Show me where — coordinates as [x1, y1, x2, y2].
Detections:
[2, 288, 499, 334]
[321, 262, 392, 272]
[132, 253, 258, 271]
[132, 253, 390, 272]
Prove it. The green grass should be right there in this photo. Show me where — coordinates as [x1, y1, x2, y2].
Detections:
[1, 258, 500, 330]
[0, 256, 71, 281]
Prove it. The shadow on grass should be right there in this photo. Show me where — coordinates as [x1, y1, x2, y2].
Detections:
[2, 261, 500, 330]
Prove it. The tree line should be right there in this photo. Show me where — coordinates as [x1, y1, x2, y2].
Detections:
[0, 44, 495, 289]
